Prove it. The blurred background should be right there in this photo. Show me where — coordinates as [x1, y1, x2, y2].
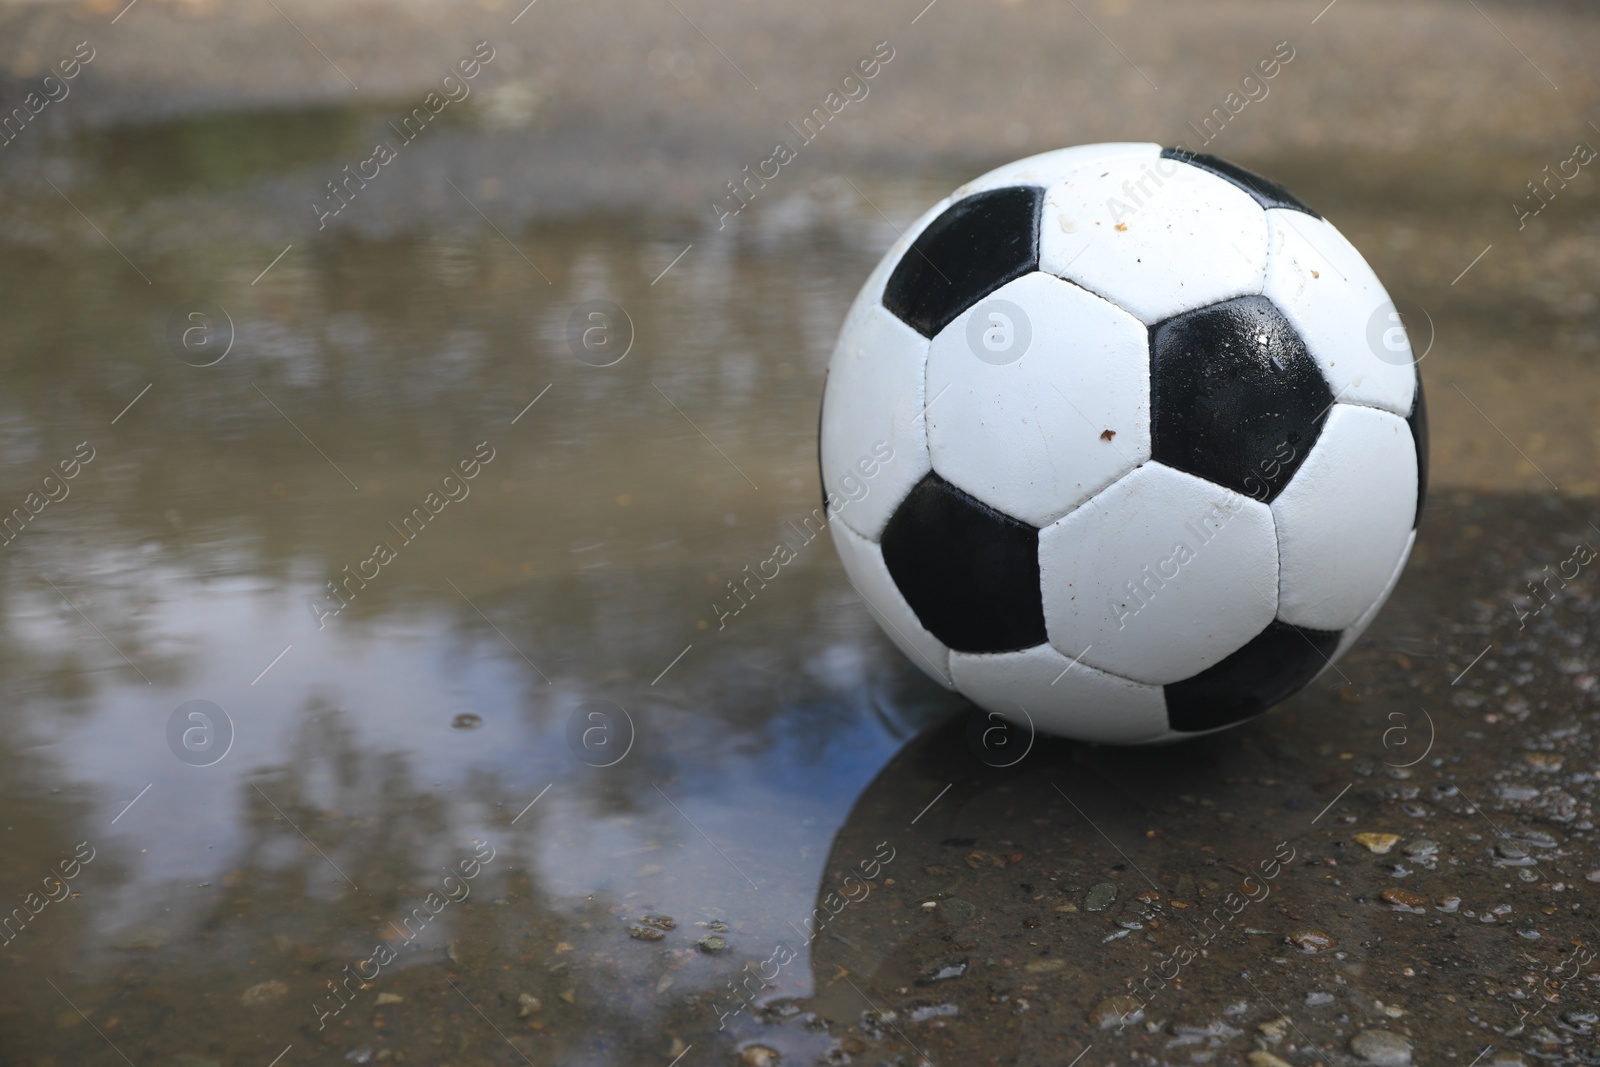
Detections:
[0, 1, 1597, 1065]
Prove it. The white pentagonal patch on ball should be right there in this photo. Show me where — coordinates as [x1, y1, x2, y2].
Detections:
[1039, 462, 1279, 685]
[1273, 404, 1418, 631]
[924, 272, 1150, 527]
[1263, 209, 1417, 416]
[820, 302, 933, 541]
[950, 643, 1169, 744]
[830, 520, 953, 687]
[955, 142, 1159, 199]
[1039, 158, 1268, 324]
[1333, 529, 1416, 662]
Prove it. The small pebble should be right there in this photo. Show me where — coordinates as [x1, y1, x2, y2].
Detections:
[696, 935, 728, 953]
[1248, 1053, 1294, 1067]
[1492, 842, 1535, 866]
[1305, 991, 1335, 1007]
[1258, 1016, 1291, 1040]
[639, 914, 676, 930]
[1288, 930, 1333, 952]
[1354, 833, 1401, 855]
[450, 712, 482, 729]
[739, 1047, 780, 1067]
[1401, 838, 1438, 858]
[375, 992, 403, 1006]
[907, 1003, 958, 1022]
[517, 993, 541, 1017]
[1380, 887, 1429, 910]
[1091, 994, 1144, 1030]
[918, 958, 968, 983]
[1350, 1028, 1412, 1066]
[628, 924, 665, 941]
[1084, 882, 1117, 912]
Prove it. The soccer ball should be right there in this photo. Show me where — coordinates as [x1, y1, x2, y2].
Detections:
[818, 143, 1426, 744]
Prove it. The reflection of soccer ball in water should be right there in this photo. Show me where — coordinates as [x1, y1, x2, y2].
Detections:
[818, 143, 1427, 744]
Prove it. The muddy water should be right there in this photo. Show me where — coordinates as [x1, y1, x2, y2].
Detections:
[0, 106, 1597, 1067]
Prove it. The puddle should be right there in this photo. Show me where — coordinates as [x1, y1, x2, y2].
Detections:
[0, 100, 1597, 1065]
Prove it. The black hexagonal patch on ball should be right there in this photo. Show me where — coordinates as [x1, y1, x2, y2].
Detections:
[1161, 148, 1320, 218]
[879, 472, 1046, 653]
[1149, 295, 1333, 502]
[883, 185, 1043, 339]
[1407, 372, 1428, 529]
[1164, 620, 1340, 732]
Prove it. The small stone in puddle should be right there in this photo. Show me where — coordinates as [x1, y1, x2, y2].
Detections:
[917, 957, 968, 983]
[639, 914, 675, 930]
[1353, 833, 1401, 854]
[908, 1003, 958, 1022]
[517, 993, 541, 1016]
[1257, 1016, 1291, 1040]
[1247, 1053, 1293, 1067]
[696, 935, 727, 953]
[1084, 882, 1117, 912]
[628, 924, 665, 941]
[1380, 887, 1429, 910]
[450, 712, 482, 729]
[375, 992, 403, 1006]
[1401, 838, 1438, 857]
[1350, 1028, 1412, 1066]
[1288, 930, 1333, 952]
[739, 1045, 780, 1067]
[1091, 994, 1143, 1029]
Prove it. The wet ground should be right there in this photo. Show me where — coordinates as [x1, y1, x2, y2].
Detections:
[1, 1, 1599, 1065]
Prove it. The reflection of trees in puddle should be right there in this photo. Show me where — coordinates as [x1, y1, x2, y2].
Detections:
[0, 605, 962, 1063]
[0, 687, 128, 1052]
[0, 693, 660, 1064]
